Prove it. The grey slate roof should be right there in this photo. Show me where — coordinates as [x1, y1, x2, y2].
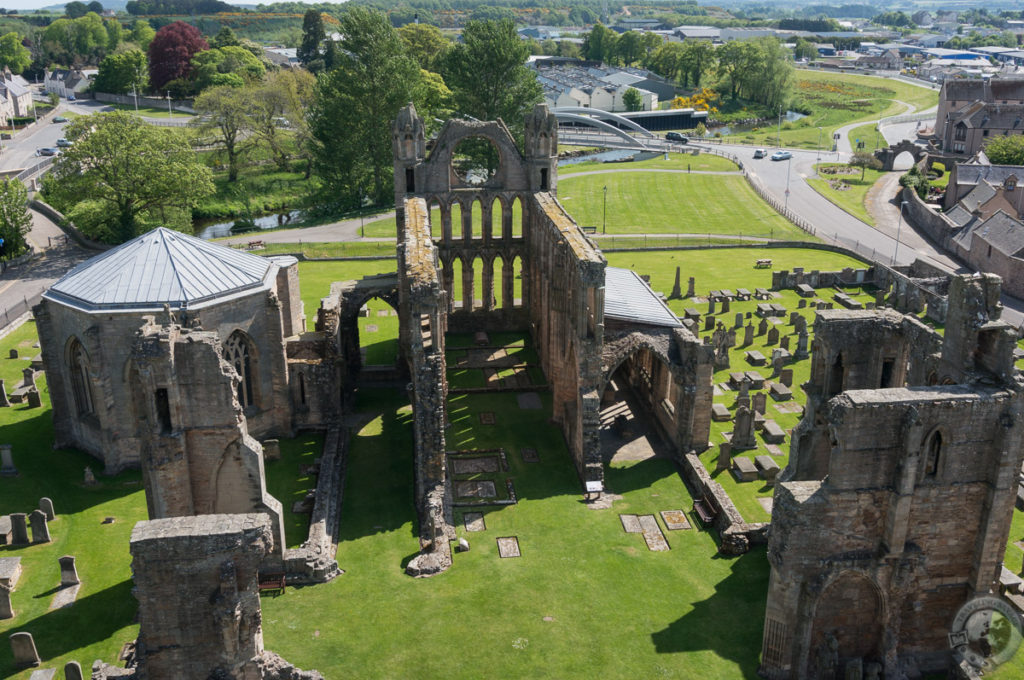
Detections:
[953, 163, 1024, 187]
[45, 227, 275, 312]
[954, 210, 1024, 256]
[603, 267, 682, 328]
[960, 182, 997, 213]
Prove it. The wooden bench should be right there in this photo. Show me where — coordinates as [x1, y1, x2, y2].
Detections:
[581, 225, 597, 234]
[692, 493, 718, 527]
[755, 259, 772, 269]
[258, 572, 286, 596]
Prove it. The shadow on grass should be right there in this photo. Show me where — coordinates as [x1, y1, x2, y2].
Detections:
[651, 549, 770, 675]
[604, 456, 683, 496]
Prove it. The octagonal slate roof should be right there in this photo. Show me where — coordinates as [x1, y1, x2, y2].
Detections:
[45, 227, 275, 312]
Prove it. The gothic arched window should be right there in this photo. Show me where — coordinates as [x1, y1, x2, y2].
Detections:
[69, 338, 94, 416]
[224, 331, 255, 409]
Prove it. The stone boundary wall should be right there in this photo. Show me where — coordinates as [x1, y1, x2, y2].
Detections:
[93, 91, 194, 112]
[283, 426, 344, 583]
[681, 453, 769, 555]
[901, 185, 959, 251]
[29, 200, 111, 251]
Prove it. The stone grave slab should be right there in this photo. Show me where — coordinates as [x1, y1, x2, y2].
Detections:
[638, 515, 669, 552]
[376, 310, 389, 317]
[620, 514, 642, 533]
[765, 444, 784, 457]
[758, 497, 774, 514]
[28, 670, 55, 680]
[755, 455, 781, 481]
[497, 536, 521, 558]
[364, 324, 378, 333]
[464, 512, 486, 532]
[711, 403, 731, 422]
[451, 456, 500, 475]
[479, 412, 496, 425]
[712, 384, 724, 397]
[796, 283, 815, 298]
[0, 515, 11, 544]
[516, 392, 542, 410]
[770, 383, 793, 401]
[745, 350, 766, 366]
[770, 303, 787, 316]
[455, 480, 497, 499]
[49, 583, 81, 610]
[762, 420, 787, 444]
[660, 510, 691, 531]
[755, 303, 773, 317]
[731, 457, 758, 483]
[736, 288, 751, 300]
[773, 401, 803, 415]
[0, 556, 21, 588]
[744, 371, 764, 389]
[520, 447, 539, 463]
[728, 372, 746, 388]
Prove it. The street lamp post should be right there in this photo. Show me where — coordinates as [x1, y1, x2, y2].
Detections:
[602, 185, 607, 234]
[777, 107, 783, 148]
[132, 84, 139, 113]
[816, 127, 822, 165]
[167, 91, 172, 119]
[784, 157, 792, 211]
[892, 200, 908, 266]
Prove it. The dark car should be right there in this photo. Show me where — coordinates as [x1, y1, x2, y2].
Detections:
[56, 138, 72, 147]
[53, 116, 68, 123]
[36, 147, 60, 156]
[665, 132, 689, 144]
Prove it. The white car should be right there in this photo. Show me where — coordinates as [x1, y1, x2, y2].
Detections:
[770, 150, 793, 161]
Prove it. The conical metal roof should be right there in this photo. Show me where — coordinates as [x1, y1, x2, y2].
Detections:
[45, 227, 275, 312]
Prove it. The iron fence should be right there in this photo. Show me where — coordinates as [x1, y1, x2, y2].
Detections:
[0, 292, 40, 333]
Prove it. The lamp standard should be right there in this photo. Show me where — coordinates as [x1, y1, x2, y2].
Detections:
[602, 185, 607, 234]
[892, 200, 908, 265]
[816, 127, 822, 165]
[784, 157, 792, 211]
[777, 107, 783, 148]
[167, 91, 172, 119]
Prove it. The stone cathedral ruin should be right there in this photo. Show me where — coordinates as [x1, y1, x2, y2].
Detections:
[13, 104, 1024, 678]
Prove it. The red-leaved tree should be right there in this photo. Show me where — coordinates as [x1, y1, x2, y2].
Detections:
[147, 21, 208, 91]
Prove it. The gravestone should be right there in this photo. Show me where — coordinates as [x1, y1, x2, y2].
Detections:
[262, 439, 281, 462]
[22, 368, 35, 390]
[755, 455, 781, 482]
[735, 312, 744, 329]
[686, 276, 695, 298]
[757, 318, 768, 336]
[457, 538, 470, 553]
[30, 510, 49, 544]
[715, 441, 731, 473]
[771, 354, 785, 378]
[789, 311, 801, 326]
[732, 406, 756, 449]
[732, 457, 758, 483]
[8, 349, 16, 359]
[704, 315, 715, 332]
[0, 444, 16, 476]
[795, 331, 809, 360]
[797, 299, 806, 309]
[726, 330, 736, 348]
[59, 556, 79, 586]
[83, 467, 96, 486]
[26, 389, 41, 409]
[708, 298, 716, 315]
[793, 315, 807, 335]
[780, 369, 794, 387]
[736, 378, 751, 410]
[0, 379, 9, 407]
[670, 267, 682, 299]
[743, 324, 754, 347]
[721, 298, 730, 313]
[39, 498, 54, 522]
[711, 403, 731, 421]
[752, 392, 767, 415]
[780, 335, 790, 351]
[766, 327, 779, 346]
[875, 290, 886, 307]
[9, 631, 40, 668]
[64, 662, 84, 680]
[10, 513, 28, 545]
[0, 583, 12, 619]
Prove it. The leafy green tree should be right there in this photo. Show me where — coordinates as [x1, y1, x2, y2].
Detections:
[582, 22, 617, 63]
[681, 40, 715, 87]
[271, 68, 315, 177]
[745, 38, 793, 112]
[793, 38, 817, 60]
[616, 30, 643, 65]
[649, 42, 685, 83]
[899, 165, 928, 199]
[131, 19, 155, 50]
[48, 112, 213, 244]
[984, 135, 1024, 165]
[415, 68, 452, 136]
[0, 178, 31, 260]
[192, 45, 265, 91]
[443, 18, 542, 141]
[48, 91, 59, 107]
[94, 48, 148, 94]
[248, 71, 308, 171]
[193, 85, 252, 182]
[849, 151, 882, 181]
[210, 26, 240, 49]
[104, 17, 122, 52]
[297, 9, 324, 66]
[65, 1, 88, 19]
[0, 32, 31, 74]
[716, 40, 755, 100]
[623, 87, 643, 112]
[310, 6, 420, 206]
[397, 23, 450, 71]
[87, 1, 103, 13]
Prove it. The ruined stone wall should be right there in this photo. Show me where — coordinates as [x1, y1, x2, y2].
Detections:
[271, 255, 305, 338]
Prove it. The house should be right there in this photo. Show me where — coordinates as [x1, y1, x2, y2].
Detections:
[262, 47, 298, 68]
[933, 77, 1024, 154]
[0, 68, 32, 118]
[857, 49, 902, 71]
[44, 69, 96, 98]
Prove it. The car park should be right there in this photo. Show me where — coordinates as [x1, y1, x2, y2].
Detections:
[753, 148, 767, 159]
[56, 138, 72, 147]
[770, 150, 793, 161]
[665, 132, 689, 143]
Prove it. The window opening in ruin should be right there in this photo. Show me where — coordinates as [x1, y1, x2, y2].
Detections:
[451, 136, 500, 186]
[405, 168, 415, 193]
[512, 196, 524, 238]
[489, 198, 502, 243]
[69, 339, 94, 416]
[540, 167, 549, 191]
[880, 358, 895, 388]
[470, 199, 482, 240]
[828, 353, 844, 396]
[359, 296, 400, 366]
[155, 388, 172, 434]
[512, 255, 524, 307]
[450, 201, 463, 240]
[298, 373, 307, 405]
[428, 199, 441, 240]
[224, 331, 255, 409]
[924, 431, 941, 477]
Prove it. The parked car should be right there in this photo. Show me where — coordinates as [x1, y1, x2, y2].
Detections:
[67, 94, 76, 101]
[753, 148, 767, 159]
[770, 150, 793, 161]
[36, 147, 60, 156]
[665, 132, 689, 144]
[56, 138, 72, 147]
[53, 116, 68, 123]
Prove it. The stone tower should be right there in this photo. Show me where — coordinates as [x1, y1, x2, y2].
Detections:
[523, 103, 558, 193]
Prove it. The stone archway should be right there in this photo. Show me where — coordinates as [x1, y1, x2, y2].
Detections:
[336, 273, 402, 384]
[875, 140, 926, 171]
[809, 571, 885, 672]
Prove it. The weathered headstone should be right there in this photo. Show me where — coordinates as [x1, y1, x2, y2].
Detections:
[704, 315, 715, 332]
[10, 513, 28, 545]
[0, 379, 9, 408]
[0, 444, 16, 476]
[721, 298, 730, 313]
[752, 392, 767, 415]
[22, 368, 35, 390]
[743, 324, 754, 347]
[715, 441, 732, 473]
[686, 276, 695, 298]
[30, 510, 50, 544]
[8, 349, 16, 359]
[669, 267, 682, 299]
[457, 537, 470, 553]
[780, 335, 790, 351]
[726, 330, 736, 349]
[735, 312, 744, 329]
[794, 315, 807, 335]
[797, 299, 806, 309]
[758, 318, 768, 336]
[0, 584, 13, 619]
[766, 327, 779, 346]
[874, 290, 886, 307]
[64, 661, 84, 680]
[795, 331, 809, 360]
[59, 556, 80, 586]
[780, 369, 794, 387]
[732, 406, 756, 449]
[771, 354, 785, 378]
[737, 378, 751, 410]
[262, 439, 281, 462]
[83, 467, 96, 486]
[708, 298, 716, 315]
[789, 311, 801, 326]
[39, 498, 54, 522]
[9, 631, 40, 668]
[26, 389, 41, 409]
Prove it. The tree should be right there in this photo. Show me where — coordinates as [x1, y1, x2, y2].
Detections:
[148, 21, 208, 91]
[984, 134, 1024, 165]
[48, 112, 213, 244]
[105, 17, 122, 52]
[582, 22, 617, 63]
[443, 18, 542, 141]
[793, 38, 817, 60]
[193, 85, 251, 182]
[65, 1, 88, 19]
[623, 87, 643, 112]
[87, 1, 103, 12]
[191, 45, 265, 91]
[131, 19, 155, 50]
[94, 48, 147, 94]
[210, 26, 240, 49]
[849, 151, 882, 181]
[297, 9, 324, 67]
[716, 40, 755, 100]
[0, 178, 31, 260]
[0, 32, 31, 74]
[680, 40, 715, 87]
[397, 23, 450, 71]
[310, 6, 420, 206]
[270, 68, 315, 177]
[616, 30, 643, 65]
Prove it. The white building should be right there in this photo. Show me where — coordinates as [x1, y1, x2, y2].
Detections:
[44, 69, 96, 98]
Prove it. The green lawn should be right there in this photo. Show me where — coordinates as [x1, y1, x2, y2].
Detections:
[559, 151, 738, 175]
[99, 101, 193, 120]
[847, 122, 886, 153]
[232, 241, 398, 259]
[193, 157, 318, 221]
[806, 163, 890, 226]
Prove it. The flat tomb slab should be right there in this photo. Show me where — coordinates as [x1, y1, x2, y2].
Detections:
[711, 403, 731, 422]
[497, 536, 521, 558]
[479, 412, 496, 425]
[29, 671, 56, 680]
[464, 512, 486, 532]
[731, 457, 758, 483]
[638, 514, 670, 551]
[455, 480, 497, 499]
[620, 514, 642, 533]
[755, 455, 781, 480]
[0, 556, 21, 588]
[450, 456, 500, 475]
[762, 420, 787, 444]
[745, 351, 766, 366]
[796, 283, 815, 297]
[744, 371, 764, 389]
[728, 372, 747, 387]
[660, 510, 691, 531]
[517, 392, 542, 409]
[773, 401, 803, 414]
[520, 447, 539, 463]
[0, 515, 10, 544]
[770, 383, 793, 401]
[758, 496, 774, 514]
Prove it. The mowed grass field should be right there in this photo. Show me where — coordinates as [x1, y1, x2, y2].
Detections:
[806, 163, 890, 226]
